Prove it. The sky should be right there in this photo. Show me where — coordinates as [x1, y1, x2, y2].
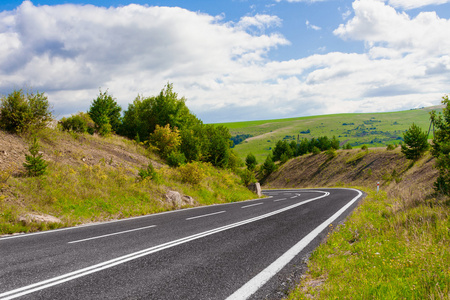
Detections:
[0, 0, 449, 123]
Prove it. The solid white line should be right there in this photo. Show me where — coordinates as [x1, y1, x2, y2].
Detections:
[273, 198, 287, 202]
[241, 203, 263, 209]
[185, 211, 226, 220]
[225, 188, 363, 300]
[0, 191, 330, 300]
[68, 225, 157, 244]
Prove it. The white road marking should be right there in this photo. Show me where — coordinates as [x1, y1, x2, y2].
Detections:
[185, 211, 226, 220]
[225, 188, 363, 300]
[241, 203, 263, 209]
[68, 225, 157, 244]
[273, 198, 287, 202]
[0, 191, 330, 300]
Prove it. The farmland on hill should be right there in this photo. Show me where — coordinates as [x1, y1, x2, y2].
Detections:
[218, 106, 442, 161]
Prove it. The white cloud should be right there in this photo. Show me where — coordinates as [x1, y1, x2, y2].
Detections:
[306, 20, 321, 30]
[0, 0, 449, 123]
[388, 0, 450, 10]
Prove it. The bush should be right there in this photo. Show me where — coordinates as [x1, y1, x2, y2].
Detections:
[361, 145, 368, 151]
[23, 136, 48, 176]
[343, 143, 352, 150]
[312, 146, 321, 155]
[244, 153, 256, 171]
[0, 89, 52, 133]
[137, 163, 158, 181]
[262, 154, 277, 176]
[239, 168, 256, 186]
[166, 151, 186, 167]
[179, 162, 206, 185]
[150, 124, 181, 159]
[386, 144, 396, 150]
[60, 112, 95, 134]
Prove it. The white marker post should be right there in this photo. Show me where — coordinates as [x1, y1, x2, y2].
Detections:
[377, 182, 380, 193]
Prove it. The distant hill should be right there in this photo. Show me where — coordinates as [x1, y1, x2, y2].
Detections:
[218, 106, 442, 161]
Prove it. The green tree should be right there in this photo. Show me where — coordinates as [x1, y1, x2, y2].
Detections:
[401, 123, 429, 160]
[23, 136, 48, 176]
[204, 124, 232, 168]
[149, 124, 181, 159]
[431, 95, 450, 194]
[0, 89, 52, 133]
[262, 154, 277, 176]
[60, 112, 95, 134]
[89, 90, 122, 135]
[245, 153, 258, 171]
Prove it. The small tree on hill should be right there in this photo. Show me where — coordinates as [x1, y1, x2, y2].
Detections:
[401, 123, 429, 160]
[431, 95, 450, 194]
[88, 90, 122, 135]
[23, 136, 48, 176]
[0, 89, 52, 133]
[245, 153, 257, 171]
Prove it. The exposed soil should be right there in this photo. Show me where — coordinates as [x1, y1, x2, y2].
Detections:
[0, 129, 161, 175]
[263, 148, 438, 197]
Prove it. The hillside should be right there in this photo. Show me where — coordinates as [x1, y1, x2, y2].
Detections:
[263, 149, 449, 299]
[263, 147, 437, 197]
[0, 128, 257, 235]
[220, 106, 442, 162]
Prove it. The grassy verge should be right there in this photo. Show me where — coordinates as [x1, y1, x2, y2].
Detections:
[286, 188, 450, 299]
[0, 160, 257, 235]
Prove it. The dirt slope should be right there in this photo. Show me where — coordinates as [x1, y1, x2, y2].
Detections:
[263, 148, 438, 198]
[0, 129, 159, 174]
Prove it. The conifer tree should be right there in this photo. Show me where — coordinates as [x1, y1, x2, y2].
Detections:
[23, 136, 48, 176]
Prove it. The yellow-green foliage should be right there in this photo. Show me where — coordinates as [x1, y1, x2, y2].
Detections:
[0, 159, 257, 235]
[287, 189, 450, 299]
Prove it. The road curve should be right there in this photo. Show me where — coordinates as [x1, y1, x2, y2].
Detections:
[0, 188, 363, 300]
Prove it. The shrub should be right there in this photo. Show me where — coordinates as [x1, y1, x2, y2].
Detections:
[312, 146, 321, 155]
[245, 153, 257, 171]
[0, 89, 52, 133]
[386, 144, 396, 150]
[262, 154, 277, 176]
[23, 136, 48, 176]
[179, 162, 206, 185]
[138, 163, 158, 181]
[149, 124, 181, 158]
[60, 112, 95, 134]
[343, 143, 352, 150]
[361, 145, 368, 151]
[166, 151, 186, 167]
[239, 168, 256, 186]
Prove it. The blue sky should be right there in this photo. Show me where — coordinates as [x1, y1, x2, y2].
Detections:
[1, 0, 450, 123]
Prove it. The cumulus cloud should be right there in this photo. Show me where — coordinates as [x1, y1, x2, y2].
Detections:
[0, 0, 449, 123]
[388, 0, 450, 10]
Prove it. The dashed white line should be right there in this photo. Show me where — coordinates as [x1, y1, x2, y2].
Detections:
[186, 211, 226, 220]
[274, 198, 287, 202]
[68, 225, 157, 244]
[241, 203, 263, 209]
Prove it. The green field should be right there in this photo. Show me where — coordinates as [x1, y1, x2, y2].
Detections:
[218, 106, 442, 162]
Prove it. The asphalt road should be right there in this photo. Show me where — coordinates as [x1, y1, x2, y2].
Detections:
[0, 188, 363, 300]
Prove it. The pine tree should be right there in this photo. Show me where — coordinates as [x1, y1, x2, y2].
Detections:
[23, 136, 48, 176]
[401, 123, 429, 160]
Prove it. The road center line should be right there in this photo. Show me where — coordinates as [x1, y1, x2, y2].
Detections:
[273, 198, 287, 202]
[68, 225, 157, 244]
[185, 211, 226, 220]
[226, 188, 363, 300]
[0, 191, 329, 300]
[241, 203, 263, 209]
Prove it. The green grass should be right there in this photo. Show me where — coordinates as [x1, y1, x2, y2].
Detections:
[218, 107, 441, 162]
[286, 188, 450, 299]
[0, 160, 257, 235]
